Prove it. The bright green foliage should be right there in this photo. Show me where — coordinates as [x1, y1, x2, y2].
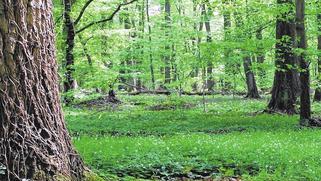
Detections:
[50, 0, 321, 180]
[52, 0, 321, 95]
[64, 95, 321, 180]
[66, 95, 296, 136]
[53, 0, 321, 94]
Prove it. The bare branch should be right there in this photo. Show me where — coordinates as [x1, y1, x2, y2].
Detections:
[74, 0, 95, 25]
[76, 0, 138, 34]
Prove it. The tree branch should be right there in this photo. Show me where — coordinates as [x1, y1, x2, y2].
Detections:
[55, 14, 63, 25]
[74, 0, 95, 25]
[76, 0, 138, 34]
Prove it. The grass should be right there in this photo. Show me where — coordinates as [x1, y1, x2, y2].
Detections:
[65, 95, 321, 180]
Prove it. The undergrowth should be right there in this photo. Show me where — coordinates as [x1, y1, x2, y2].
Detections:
[65, 95, 321, 180]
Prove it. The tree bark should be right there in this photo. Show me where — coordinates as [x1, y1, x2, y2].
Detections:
[146, 0, 156, 90]
[135, 0, 145, 92]
[164, 0, 171, 85]
[314, 4, 321, 101]
[256, 29, 266, 79]
[244, 0, 260, 99]
[296, 0, 310, 120]
[63, 0, 76, 104]
[222, 0, 233, 91]
[191, 0, 199, 92]
[244, 57, 260, 98]
[0, 1, 84, 180]
[268, 0, 299, 114]
[234, 4, 260, 99]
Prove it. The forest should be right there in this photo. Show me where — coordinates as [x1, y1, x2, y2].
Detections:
[1, 0, 321, 180]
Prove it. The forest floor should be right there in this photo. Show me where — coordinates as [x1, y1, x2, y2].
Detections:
[65, 95, 321, 181]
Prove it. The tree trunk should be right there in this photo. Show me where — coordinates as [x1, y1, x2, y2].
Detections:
[222, 0, 233, 92]
[164, 0, 171, 85]
[202, 4, 215, 92]
[0, 1, 84, 180]
[78, 35, 93, 66]
[314, 6, 321, 101]
[136, 0, 145, 92]
[120, 6, 135, 92]
[235, 4, 260, 99]
[146, 0, 155, 90]
[245, 0, 260, 98]
[268, 0, 299, 114]
[256, 29, 266, 79]
[244, 57, 260, 98]
[191, 0, 200, 92]
[63, 0, 76, 104]
[296, 0, 310, 121]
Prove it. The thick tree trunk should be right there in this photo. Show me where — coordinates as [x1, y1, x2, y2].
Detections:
[63, 0, 76, 104]
[314, 10, 321, 101]
[296, 0, 311, 121]
[0, 1, 84, 180]
[268, 0, 299, 114]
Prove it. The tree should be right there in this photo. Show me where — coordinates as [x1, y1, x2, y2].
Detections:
[244, 0, 260, 99]
[267, 0, 300, 114]
[164, 0, 172, 85]
[314, 2, 321, 101]
[233, 1, 260, 99]
[191, 0, 200, 92]
[222, 0, 234, 92]
[296, 0, 310, 121]
[62, 0, 138, 103]
[119, 5, 132, 91]
[202, 3, 215, 92]
[243, 56, 260, 98]
[256, 29, 266, 79]
[146, 0, 156, 89]
[0, 0, 84, 180]
[63, 0, 77, 104]
[135, 0, 146, 92]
